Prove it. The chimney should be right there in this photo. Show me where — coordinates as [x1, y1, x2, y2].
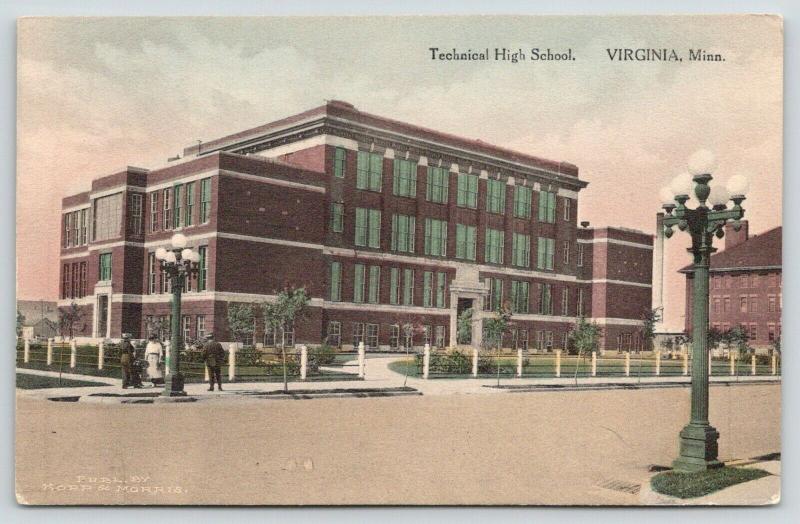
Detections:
[724, 220, 749, 250]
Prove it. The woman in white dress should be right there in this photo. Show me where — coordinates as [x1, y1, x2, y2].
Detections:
[144, 334, 164, 385]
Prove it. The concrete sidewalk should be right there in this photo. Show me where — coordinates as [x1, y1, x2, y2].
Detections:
[17, 355, 781, 401]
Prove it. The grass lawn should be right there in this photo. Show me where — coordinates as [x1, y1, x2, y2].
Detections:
[16, 373, 107, 389]
[388, 359, 421, 378]
[651, 467, 771, 499]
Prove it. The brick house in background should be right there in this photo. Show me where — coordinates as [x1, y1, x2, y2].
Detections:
[682, 221, 782, 351]
[58, 100, 653, 351]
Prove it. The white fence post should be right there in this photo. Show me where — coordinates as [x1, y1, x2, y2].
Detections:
[358, 342, 366, 378]
[472, 348, 478, 378]
[682, 351, 688, 376]
[655, 351, 661, 376]
[423, 344, 430, 379]
[730, 353, 735, 376]
[555, 350, 561, 378]
[591, 351, 597, 377]
[69, 339, 77, 369]
[98, 341, 104, 370]
[47, 339, 53, 365]
[204, 365, 210, 382]
[625, 352, 631, 377]
[23, 339, 30, 364]
[164, 342, 171, 376]
[772, 354, 777, 376]
[228, 343, 237, 381]
[516, 348, 523, 378]
[300, 345, 308, 380]
[751, 355, 756, 376]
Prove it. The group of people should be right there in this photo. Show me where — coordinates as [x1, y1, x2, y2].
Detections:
[119, 332, 226, 391]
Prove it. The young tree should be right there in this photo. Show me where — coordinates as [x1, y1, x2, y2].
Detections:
[227, 303, 255, 346]
[263, 288, 310, 393]
[641, 308, 661, 352]
[569, 316, 602, 357]
[728, 325, 752, 360]
[456, 307, 473, 345]
[482, 303, 513, 386]
[58, 302, 83, 340]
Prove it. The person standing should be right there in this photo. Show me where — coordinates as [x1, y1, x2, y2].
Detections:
[120, 333, 135, 389]
[144, 334, 164, 385]
[202, 333, 226, 391]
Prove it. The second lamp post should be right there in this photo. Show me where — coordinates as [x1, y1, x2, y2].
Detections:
[155, 233, 201, 397]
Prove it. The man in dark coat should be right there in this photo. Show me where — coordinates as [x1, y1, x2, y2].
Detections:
[120, 333, 136, 389]
[202, 333, 226, 391]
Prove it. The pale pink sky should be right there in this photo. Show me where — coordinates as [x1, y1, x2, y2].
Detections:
[16, 16, 782, 330]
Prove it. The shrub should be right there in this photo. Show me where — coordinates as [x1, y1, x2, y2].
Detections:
[310, 344, 336, 366]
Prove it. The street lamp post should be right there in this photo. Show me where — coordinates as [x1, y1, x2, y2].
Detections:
[660, 150, 749, 473]
[155, 233, 201, 397]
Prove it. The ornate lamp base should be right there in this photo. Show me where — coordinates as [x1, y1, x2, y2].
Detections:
[162, 373, 187, 397]
[672, 422, 723, 473]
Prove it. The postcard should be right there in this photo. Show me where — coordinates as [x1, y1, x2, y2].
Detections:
[15, 14, 782, 505]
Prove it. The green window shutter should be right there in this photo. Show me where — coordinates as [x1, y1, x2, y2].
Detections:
[485, 228, 503, 264]
[436, 272, 446, 308]
[467, 226, 476, 260]
[456, 224, 465, 258]
[357, 151, 370, 189]
[423, 271, 433, 307]
[368, 209, 381, 248]
[427, 166, 448, 203]
[331, 203, 344, 233]
[511, 281, 518, 313]
[456, 174, 466, 207]
[469, 175, 478, 208]
[391, 214, 398, 251]
[515, 186, 531, 218]
[457, 173, 477, 208]
[368, 266, 380, 304]
[487, 179, 506, 214]
[548, 192, 556, 223]
[547, 238, 555, 270]
[355, 208, 367, 246]
[537, 237, 545, 269]
[370, 153, 383, 191]
[200, 178, 211, 223]
[424, 219, 431, 255]
[185, 182, 195, 226]
[334, 148, 346, 178]
[173, 184, 183, 228]
[330, 261, 341, 301]
[390, 268, 399, 305]
[354, 264, 365, 303]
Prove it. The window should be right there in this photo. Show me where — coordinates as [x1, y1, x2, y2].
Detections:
[326, 321, 342, 348]
[354, 264, 366, 303]
[391, 214, 416, 253]
[724, 296, 730, 313]
[389, 325, 400, 350]
[99, 253, 112, 281]
[182, 316, 191, 345]
[196, 315, 206, 341]
[455, 224, 477, 260]
[511, 280, 529, 313]
[185, 182, 195, 227]
[749, 323, 758, 340]
[514, 329, 529, 351]
[355, 208, 381, 248]
[740, 296, 748, 313]
[768, 323, 776, 342]
[577, 244, 585, 267]
[334, 147, 346, 178]
[163, 188, 173, 231]
[161, 263, 171, 294]
[426, 166, 449, 203]
[537, 237, 555, 270]
[435, 326, 446, 348]
[401, 325, 413, 350]
[713, 298, 720, 314]
[63, 213, 71, 248]
[538, 191, 556, 223]
[423, 271, 434, 307]
[173, 184, 184, 229]
[512, 233, 530, 268]
[92, 193, 123, 241]
[200, 178, 212, 223]
[368, 266, 381, 304]
[486, 178, 506, 214]
[197, 246, 208, 291]
[485, 228, 504, 264]
[366, 323, 379, 350]
[424, 218, 448, 257]
[79, 262, 87, 298]
[61, 264, 69, 298]
[150, 192, 159, 232]
[148, 252, 157, 294]
[577, 288, 585, 316]
[539, 284, 553, 315]
[403, 268, 414, 306]
[72, 212, 79, 246]
[513, 185, 532, 219]
[263, 325, 276, 347]
[393, 158, 417, 197]
[71, 264, 78, 299]
[436, 272, 447, 308]
[485, 278, 503, 311]
[749, 295, 758, 313]
[356, 151, 383, 191]
[422, 325, 432, 347]
[390, 268, 400, 305]
[79, 209, 88, 245]
[768, 295, 777, 312]
[330, 202, 344, 233]
[740, 274, 748, 288]
[564, 198, 572, 221]
[282, 324, 295, 348]
[563, 241, 571, 266]
[561, 287, 569, 315]
[456, 173, 478, 208]
[330, 261, 342, 301]
[129, 193, 143, 235]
